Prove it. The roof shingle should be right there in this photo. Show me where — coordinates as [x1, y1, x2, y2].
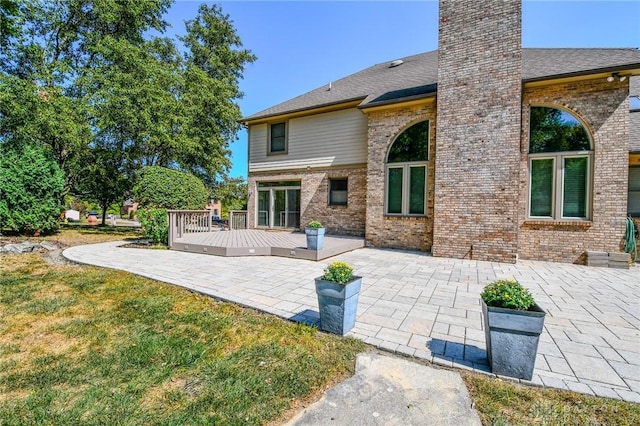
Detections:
[243, 48, 640, 121]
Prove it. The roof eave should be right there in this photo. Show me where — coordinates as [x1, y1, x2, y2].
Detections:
[241, 97, 367, 125]
[358, 92, 437, 111]
[523, 63, 640, 85]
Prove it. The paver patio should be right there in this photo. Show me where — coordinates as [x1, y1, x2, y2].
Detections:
[64, 241, 640, 403]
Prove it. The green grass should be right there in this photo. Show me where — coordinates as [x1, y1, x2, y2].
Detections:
[2, 228, 639, 425]
[0, 255, 365, 425]
[463, 372, 640, 425]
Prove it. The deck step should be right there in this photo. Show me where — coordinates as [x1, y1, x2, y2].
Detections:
[170, 230, 365, 261]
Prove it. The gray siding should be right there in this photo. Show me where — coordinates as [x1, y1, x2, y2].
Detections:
[248, 108, 367, 173]
[631, 75, 640, 96]
[632, 76, 640, 152]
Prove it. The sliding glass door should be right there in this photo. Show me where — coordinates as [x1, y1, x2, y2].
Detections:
[256, 182, 301, 229]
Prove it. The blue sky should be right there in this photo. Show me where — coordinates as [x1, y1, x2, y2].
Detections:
[164, 1, 640, 179]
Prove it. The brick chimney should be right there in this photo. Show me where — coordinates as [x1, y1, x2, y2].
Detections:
[432, 0, 522, 263]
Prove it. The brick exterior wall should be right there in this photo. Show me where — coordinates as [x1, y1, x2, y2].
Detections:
[518, 78, 630, 263]
[244, 1, 631, 264]
[364, 103, 436, 251]
[432, 0, 523, 263]
[247, 166, 367, 235]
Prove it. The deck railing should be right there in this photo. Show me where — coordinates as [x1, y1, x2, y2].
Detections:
[167, 210, 213, 248]
[229, 210, 247, 230]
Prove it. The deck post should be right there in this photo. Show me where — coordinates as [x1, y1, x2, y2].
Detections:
[168, 211, 173, 248]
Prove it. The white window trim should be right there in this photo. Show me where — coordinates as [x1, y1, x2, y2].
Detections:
[385, 161, 428, 217]
[528, 150, 592, 221]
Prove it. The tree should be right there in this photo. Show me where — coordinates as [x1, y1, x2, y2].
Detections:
[0, 0, 21, 46]
[133, 166, 208, 210]
[178, 4, 256, 186]
[0, 75, 92, 198]
[0, 143, 64, 234]
[80, 143, 132, 225]
[212, 176, 248, 219]
[1, 1, 255, 213]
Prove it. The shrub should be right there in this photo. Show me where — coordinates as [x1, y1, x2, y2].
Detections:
[0, 143, 64, 234]
[306, 220, 323, 229]
[321, 261, 355, 284]
[133, 166, 208, 210]
[137, 208, 168, 245]
[481, 279, 536, 311]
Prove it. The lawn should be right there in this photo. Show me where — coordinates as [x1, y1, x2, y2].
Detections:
[0, 254, 364, 425]
[1, 227, 638, 425]
[463, 372, 640, 425]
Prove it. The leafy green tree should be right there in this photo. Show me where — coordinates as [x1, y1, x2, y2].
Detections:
[80, 143, 132, 225]
[178, 4, 256, 186]
[0, 0, 21, 46]
[133, 166, 208, 210]
[212, 176, 248, 219]
[1, 0, 171, 209]
[137, 208, 168, 245]
[1, 1, 254, 214]
[0, 143, 64, 234]
[0, 75, 92, 197]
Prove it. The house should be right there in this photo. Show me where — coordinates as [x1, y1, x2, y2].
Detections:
[241, 1, 640, 264]
[630, 77, 640, 217]
[205, 198, 222, 220]
[120, 199, 139, 218]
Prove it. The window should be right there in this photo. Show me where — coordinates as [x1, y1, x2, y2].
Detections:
[329, 178, 348, 206]
[528, 106, 592, 220]
[629, 166, 640, 217]
[269, 122, 287, 154]
[385, 121, 429, 216]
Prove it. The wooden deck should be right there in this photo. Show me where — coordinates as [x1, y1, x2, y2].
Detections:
[169, 229, 365, 261]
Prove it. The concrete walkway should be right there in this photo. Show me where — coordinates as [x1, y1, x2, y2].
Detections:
[64, 242, 640, 403]
[285, 352, 481, 425]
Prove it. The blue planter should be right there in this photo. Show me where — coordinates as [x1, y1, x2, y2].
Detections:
[482, 299, 546, 380]
[315, 276, 362, 335]
[305, 227, 325, 250]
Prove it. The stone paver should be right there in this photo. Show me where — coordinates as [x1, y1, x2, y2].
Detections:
[63, 242, 640, 402]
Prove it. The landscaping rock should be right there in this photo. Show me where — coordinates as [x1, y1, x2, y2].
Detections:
[39, 241, 59, 251]
[1, 242, 39, 253]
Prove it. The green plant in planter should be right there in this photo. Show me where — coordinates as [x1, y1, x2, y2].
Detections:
[315, 260, 361, 335]
[321, 261, 354, 284]
[307, 220, 324, 229]
[481, 279, 535, 311]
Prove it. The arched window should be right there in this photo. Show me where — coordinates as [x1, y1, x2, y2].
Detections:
[385, 121, 429, 216]
[528, 106, 592, 219]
